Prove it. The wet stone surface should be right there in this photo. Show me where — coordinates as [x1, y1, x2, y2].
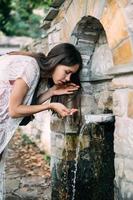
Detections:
[51, 120, 115, 200]
[5, 130, 51, 200]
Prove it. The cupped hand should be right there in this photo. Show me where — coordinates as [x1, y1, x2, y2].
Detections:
[50, 102, 78, 118]
[51, 83, 80, 96]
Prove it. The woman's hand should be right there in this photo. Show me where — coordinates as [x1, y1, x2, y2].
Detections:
[51, 83, 80, 96]
[50, 102, 78, 118]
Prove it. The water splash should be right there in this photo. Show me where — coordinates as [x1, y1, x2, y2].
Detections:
[71, 123, 87, 200]
[62, 117, 69, 199]
[62, 113, 114, 200]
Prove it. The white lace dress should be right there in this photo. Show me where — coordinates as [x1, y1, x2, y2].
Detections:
[0, 54, 40, 199]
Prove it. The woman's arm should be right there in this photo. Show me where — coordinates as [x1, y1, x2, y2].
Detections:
[37, 83, 80, 104]
[9, 78, 51, 118]
[8, 78, 74, 118]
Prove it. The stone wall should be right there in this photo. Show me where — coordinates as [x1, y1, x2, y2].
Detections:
[26, 0, 133, 199]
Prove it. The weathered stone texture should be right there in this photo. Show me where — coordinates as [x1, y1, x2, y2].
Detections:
[114, 117, 133, 157]
[124, 1, 133, 36]
[113, 39, 133, 65]
[100, 0, 128, 49]
[113, 90, 128, 117]
[91, 44, 113, 76]
[128, 91, 133, 118]
[112, 75, 133, 89]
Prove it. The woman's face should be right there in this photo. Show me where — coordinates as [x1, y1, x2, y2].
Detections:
[52, 64, 79, 85]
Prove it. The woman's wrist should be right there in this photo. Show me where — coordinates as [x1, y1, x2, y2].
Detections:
[46, 102, 54, 110]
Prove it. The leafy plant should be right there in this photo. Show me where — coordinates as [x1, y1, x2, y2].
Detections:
[0, 0, 53, 37]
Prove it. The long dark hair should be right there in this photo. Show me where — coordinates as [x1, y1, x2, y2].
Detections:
[46, 43, 83, 103]
[8, 43, 83, 103]
[36, 43, 82, 85]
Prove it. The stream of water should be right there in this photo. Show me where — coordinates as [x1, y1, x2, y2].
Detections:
[71, 123, 87, 200]
[63, 117, 69, 199]
[62, 114, 114, 200]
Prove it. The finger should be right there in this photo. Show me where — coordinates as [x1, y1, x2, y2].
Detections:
[67, 83, 80, 87]
[65, 90, 79, 94]
[67, 88, 78, 91]
[71, 108, 78, 113]
[65, 90, 77, 94]
[69, 109, 78, 115]
[65, 91, 75, 94]
[62, 108, 71, 113]
[68, 84, 79, 87]
[68, 82, 78, 86]
[67, 86, 79, 90]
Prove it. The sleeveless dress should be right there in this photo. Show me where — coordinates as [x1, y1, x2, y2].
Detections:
[0, 54, 40, 199]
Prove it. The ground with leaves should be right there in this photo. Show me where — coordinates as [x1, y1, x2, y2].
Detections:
[5, 129, 51, 200]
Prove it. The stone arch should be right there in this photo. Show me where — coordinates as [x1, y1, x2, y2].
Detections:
[85, 0, 133, 66]
[71, 16, 113, 81]
[58, 0, 133, 66]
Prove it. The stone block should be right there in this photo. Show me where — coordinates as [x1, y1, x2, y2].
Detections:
[101, 0, 128, 49]
[65, 134, 90, 151]
[113, 39, 133, 65]
[81, 94, 97, 114]
[114, 117, 133, 156]
[55, 134, 65, 149]
[92, 81, 111, 93]
[60, 0, 84, 41]
[95, 90, 113, 111]
[51, 147, 76, 160]
[48, 33, 53, 45]
[87, 0, 106, 19]
[80, 135, 90, 149]
[48, 31, 60, 46]
[91, 44, 114, 76]
[112, 75, 133, 89]
[81, 82, 93, 95]
[117, 0, 128, 7]
[51, 0, 65, 8]
[125, 2, 133, 35]
[115, 157, 124, 181]
[41, 21, 51, 30]
[51, 146, 63, 159]
[124, 169, 133, 183]
[113, 90, 128, 117]
[51, 132, 90, 160]
[124, 158, 133, 182]
[65, 135, 78, 151]
[52, 31, 60, 43]
[50, 116, 64, 133]
[51, 132, 65, 149]
[128, 91, 133, 118]
[43, 8, 59, 21]
[120, 181, 133, 199]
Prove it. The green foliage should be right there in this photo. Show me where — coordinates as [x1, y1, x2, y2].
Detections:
[0, 0, 53, 38]
[21, 134, 36, 146]
[0, 0, 12, 33]
[40, 150, 51, 165]
[43, 154, 51, 165]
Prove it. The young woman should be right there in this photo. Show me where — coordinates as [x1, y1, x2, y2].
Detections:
[0, 43, 82, 198]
